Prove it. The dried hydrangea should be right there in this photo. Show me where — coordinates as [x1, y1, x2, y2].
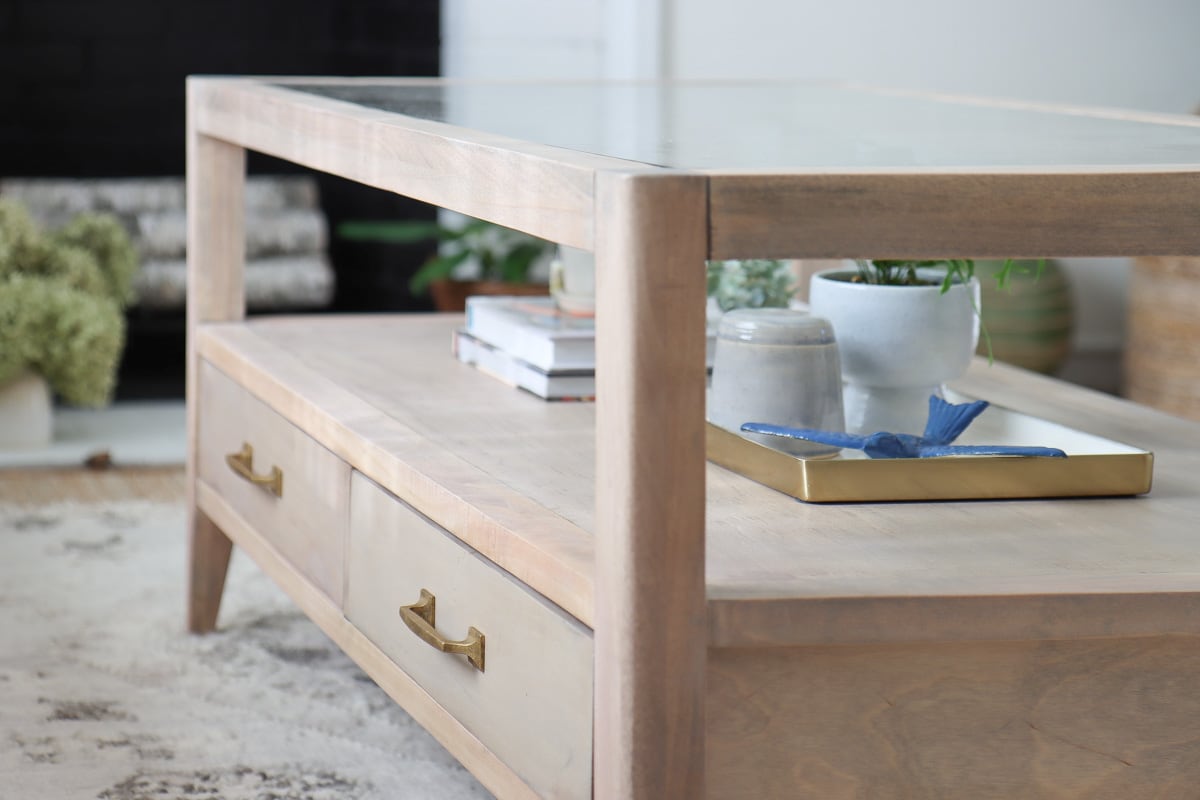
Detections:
[53, 212, 138, 306]
[0, 200, 135, 407]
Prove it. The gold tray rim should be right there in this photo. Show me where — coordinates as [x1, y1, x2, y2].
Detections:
[705, 413, 1154, 504]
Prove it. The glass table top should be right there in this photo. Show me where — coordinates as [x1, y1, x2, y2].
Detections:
[278, 81, 1200, 171]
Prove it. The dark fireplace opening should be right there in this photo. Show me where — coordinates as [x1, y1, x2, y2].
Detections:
[1, 0, 442, 400]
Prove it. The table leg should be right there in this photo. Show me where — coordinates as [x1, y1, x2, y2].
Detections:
[185, 80, 246, 633]
[594, 171, 709, 798]
[187, 508, 233, 633]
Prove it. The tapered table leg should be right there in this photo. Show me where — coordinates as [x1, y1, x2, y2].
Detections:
[185, 79, 246, 633]
[187, 508, 233, 633]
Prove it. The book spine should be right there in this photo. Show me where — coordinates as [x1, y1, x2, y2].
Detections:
[453, 330, 596, 401]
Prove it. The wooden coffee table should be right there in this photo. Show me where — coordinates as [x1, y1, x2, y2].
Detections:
[186, 78, 1200, 798]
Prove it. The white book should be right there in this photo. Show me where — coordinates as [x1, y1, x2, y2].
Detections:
[453, 329, 595, 401]
[465, 295, 717, 372]
[465, 296, 596, 371]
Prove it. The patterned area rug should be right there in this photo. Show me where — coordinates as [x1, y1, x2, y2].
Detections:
[0, 501, 492, 799]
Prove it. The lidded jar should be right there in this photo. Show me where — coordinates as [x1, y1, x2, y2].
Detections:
[708, 308, 845, 457]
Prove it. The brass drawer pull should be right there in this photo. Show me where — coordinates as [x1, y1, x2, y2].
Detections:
[399, 589, 485, 672]
[225, 443, 283, 497]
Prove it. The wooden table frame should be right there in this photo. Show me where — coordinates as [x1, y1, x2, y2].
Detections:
[186, 77, 1200, 798]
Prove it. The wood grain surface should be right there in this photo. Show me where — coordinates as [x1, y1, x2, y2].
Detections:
[592, 172, 710, 799]
[197, 315, 1200, 649]
[185, 99, 245, 633]
[707, 636, 1200, 799]
[348, 473, 593, 799]
[197, 361, 350, 606]
[708, 171, 1200, 260]
[182, 77, 1200, 797]
[1124, 255, 1200, 420]
[189, 78, 645, 251]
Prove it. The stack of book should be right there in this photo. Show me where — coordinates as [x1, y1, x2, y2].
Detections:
[453, 296, 714, 401]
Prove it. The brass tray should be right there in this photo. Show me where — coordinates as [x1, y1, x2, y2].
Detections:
[706, 397, 1154, 503]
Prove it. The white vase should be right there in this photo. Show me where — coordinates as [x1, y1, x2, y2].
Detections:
[549, 245, 595, 316]
[809, 268, 980, 435]
[0, 371, 53, 449]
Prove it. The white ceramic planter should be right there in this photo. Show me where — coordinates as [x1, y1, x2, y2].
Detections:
[809, 268, 980, 435]
[0, 371, 53, 449]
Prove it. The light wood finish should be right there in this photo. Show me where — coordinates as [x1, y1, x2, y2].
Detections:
[708, 171, 1200, 260]
[188, 79, 1200, 262]
[347, 473, 593, 799]
[1124, 255, 1200, 420]
[189, 79, 645, 250]
[593, 172, 710, 799]
[196, 320, 595, 627]
[187, 508, 234, 633]
[0, 466, 184, 506]
[185, 79, 1200, 797]
[185, 96, 245, 633]
[197, 316, 1200, 648]
[195, 480, 539, 800]
[707, 637, 1200, 799]
[197, 361, 349, 605]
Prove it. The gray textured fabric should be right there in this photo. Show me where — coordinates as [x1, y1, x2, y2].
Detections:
[0, 502, 492, 799]
[0, 177, 334, 311]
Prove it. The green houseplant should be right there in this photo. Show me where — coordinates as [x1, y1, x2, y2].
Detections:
[0, 200, 137, 418]
[338, 216, 555, 311]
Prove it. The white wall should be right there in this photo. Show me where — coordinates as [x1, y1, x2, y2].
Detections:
[442, 0, 661, 80]
[670, 0, 1200, 113]
[442, 0, 1200, 390]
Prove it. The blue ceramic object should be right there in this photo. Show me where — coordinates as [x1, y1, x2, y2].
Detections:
[741, 395, 1068, 459]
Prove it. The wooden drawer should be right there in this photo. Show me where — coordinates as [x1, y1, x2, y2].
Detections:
[347, 472, 593, 800]
[197, 360, 349, 605]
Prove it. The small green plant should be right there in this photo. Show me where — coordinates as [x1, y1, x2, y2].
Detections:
[707, 259, 795, 311]
[851, 258, 1043, 361]
[852, 258, 1039, 292]
[0, 200, 136, 407]
[338, 217, 554, 295]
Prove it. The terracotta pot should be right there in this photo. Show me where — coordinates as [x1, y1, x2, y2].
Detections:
[428, 279, 549, 313]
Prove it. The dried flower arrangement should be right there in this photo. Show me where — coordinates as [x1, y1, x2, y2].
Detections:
[0, 199, 137, 407]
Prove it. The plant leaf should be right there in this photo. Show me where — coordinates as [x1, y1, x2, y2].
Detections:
[497, 241, 548, 283]
[408, 250, 472, 294]
[336, 220, 454, 244]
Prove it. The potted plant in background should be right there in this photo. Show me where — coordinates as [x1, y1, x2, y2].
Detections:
[809, 258, 1035, 434]
[706, 258, 796, 316]
[337, 215, 555, 312]
[974, 258, 1073, 376]
[0, 200, 137, 448]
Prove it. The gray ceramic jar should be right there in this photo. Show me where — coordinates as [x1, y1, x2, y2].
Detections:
[708, 308, 845, 457]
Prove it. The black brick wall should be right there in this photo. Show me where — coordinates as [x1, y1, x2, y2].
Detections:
[1, 0, 442, 398]
[1, 0, 439, 176]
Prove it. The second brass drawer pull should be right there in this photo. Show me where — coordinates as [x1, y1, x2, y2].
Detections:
[399, 589, 485, 672]
[225, 443, 283, 497]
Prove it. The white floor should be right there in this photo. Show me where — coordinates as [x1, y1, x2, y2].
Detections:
[0, 400, 186, 469]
